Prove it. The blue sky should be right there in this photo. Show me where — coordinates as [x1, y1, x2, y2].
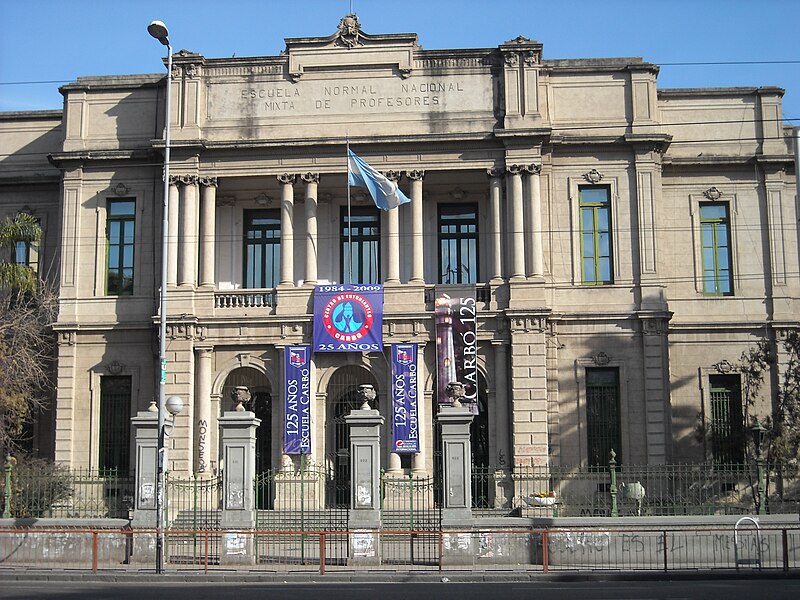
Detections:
[1, 0, 799, 123]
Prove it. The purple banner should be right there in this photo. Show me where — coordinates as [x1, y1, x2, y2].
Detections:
[435, 294, 478, 413]
[391, 344, 419, 453]
[284, 345, 311, 454]
[313, 284, 384, 352]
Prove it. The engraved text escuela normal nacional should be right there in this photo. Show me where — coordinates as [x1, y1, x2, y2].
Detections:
[237, 79, 469, 113]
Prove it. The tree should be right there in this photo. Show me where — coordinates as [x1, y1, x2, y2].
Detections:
[739, 330, 800, 465]
[0, 213, 57, 455]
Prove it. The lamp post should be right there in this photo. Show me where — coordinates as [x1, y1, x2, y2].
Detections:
[148, 19, 172, 574]
[751, 420, 767, 516]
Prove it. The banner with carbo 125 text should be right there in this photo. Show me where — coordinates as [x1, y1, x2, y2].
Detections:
[435, 294, 478, 414]
[391, 343, 419, 453]
[284, 345, 311, 454]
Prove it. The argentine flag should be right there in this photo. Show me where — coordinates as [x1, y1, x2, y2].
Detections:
[348, 149, 411, 211]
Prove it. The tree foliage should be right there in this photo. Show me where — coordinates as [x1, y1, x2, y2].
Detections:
[739, 331, 800, 465]
[0, 213, 56, 454]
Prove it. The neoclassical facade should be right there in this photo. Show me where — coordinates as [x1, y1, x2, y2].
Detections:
[1, 16, 798, 504]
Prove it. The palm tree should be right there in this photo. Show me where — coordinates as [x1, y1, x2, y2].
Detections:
[0, 212, 41, 293]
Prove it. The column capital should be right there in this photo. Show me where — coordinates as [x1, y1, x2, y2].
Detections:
[277, 173, 297, 185]
[178, 174, 199, 186]
[406, 169, 425, 181]
[524, 164, 542, 175]
[199, 176, 218, 188]
[506, 164, 524, 176]
[487, 167, 505, 178]
[383, 170, 402, 182]
[301, 172, 320, 184]
[168, 175, 181, 186]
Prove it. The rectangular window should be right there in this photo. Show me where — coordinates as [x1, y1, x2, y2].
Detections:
[579, 186, 613, 285]
[708, 374, 744, 464]
[13, 222, 39, 275]
[438, 203, 479, 284]
[341, 207, 380, 284]
[244, 209, 281, 288]
[106, 199, 135, 295]
[99, 376, 132, 475]
[586, 367, 621, 467]
[700, 203, 733, 295]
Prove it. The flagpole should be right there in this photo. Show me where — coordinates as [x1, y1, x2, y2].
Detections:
[346, 136, 352, 283]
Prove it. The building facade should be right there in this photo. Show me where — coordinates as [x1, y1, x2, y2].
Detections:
[1, 16, 798, 506]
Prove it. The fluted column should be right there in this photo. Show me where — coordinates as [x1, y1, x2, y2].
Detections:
[195, 346, 213, 476]
[507, 165, 525, 280]
[412, 342, 427, 473]
[302, 172, 319, 286]
[199, 177, 217, 288]
[384, 170, 402, 283]
[407, 170, 425, 283]
[524, 164, 544, 278]
[487, 168, 504, 282]
[179, 175, 198, 287]
[167, 176, 180, 287]
[278, 173, 296, 286]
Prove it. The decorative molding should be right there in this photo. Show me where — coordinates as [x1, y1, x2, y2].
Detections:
[592, 352, 611, 366]
[507, 35, 533, 45]
[301, 172, 320, 184]
[703, 186, 722, 200]
[168, 175, 181, 186]
[178, 175, 198, 186]
[57, 331, 75, 347]
[216, 195, 236, 207]
[236, 353, 251, 368]
[582, 169, 604, 184]
[112, 183, 130, 196]
[105, 360, 125, 375]
[170, 65, 181, 79]
[522, 51, 540, 66]
[199, 176, 218, 188]
[253, 193, 272, 207]
[184, 63, 199, 79]
[335, 14, 364, 49]
[383, 170, 402, 183]
[277, 173, 297, 185]
[642, 318, 667, 336]
[713, 359, 737, 374]
[506, 164, 524, 176]
[503, 52, 519, 67]
[406, 169, 425, 181]
[449, 187, 467, 201]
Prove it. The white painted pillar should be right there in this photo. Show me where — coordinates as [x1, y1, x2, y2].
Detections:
[507, 165, 525, 280]
[195, 346, 213, 475]
[407, 170, 425, 283]
[525, 164, 544, 278]
[179, 175, 198, 287]
[167, 176, 179, 287]
[302, 172, 319, 286]
[199, 177, 217, 287]
[278, 173, 296, 286]
[487, 168, 504, 282]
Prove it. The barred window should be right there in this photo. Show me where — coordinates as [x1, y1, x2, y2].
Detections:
[586, 367, 621, 467]
[99, 376, 132, 475]
[708, 374, 744, 464]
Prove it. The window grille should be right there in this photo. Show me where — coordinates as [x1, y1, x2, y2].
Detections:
[99, 376, 132, 475]
[586, 367, 621, 467]
[708, 374, 744, 464]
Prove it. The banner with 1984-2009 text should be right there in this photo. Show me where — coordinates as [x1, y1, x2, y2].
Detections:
[313, 284, 384, 353]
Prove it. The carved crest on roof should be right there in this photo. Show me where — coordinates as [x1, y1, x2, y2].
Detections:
[336, 14, 363, 48]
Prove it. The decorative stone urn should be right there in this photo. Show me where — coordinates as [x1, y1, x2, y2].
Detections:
[445, 381, 466, 407]
[357, 384, 376, 410]
[231, 385, 251, 411]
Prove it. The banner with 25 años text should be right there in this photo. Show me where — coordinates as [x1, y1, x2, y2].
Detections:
[284, 345, 311, 454]
[313, 284, 384, 352]
[391, 343, 419, 453]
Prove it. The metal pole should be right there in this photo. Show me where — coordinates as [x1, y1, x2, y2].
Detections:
[155, 38, 173, 576]
[3, 456, 12, 519]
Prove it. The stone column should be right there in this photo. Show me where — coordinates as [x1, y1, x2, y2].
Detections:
[194, 346, 213, 476]
[301, 172, 319, 286]
[167, 176, 180, 287]
[524, 164, 544, 278]
[507, 165, 526, 280]
[199, 177, 217, 288]
[412, 342, 427, 473]
[278, 173, 296, 286]
[493, 341, 510, 472]
[384, 170, 402, 283]
[487, 168, 504, 282]
[219, 409, 261, 564]
[179, 175, 198, 287]
[407, 170, 425, 283]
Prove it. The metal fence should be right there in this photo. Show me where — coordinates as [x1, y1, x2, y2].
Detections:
[1, 460, 133, 519]
[0, 526, 798, 574]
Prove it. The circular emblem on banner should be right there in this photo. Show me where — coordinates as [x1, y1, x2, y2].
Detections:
[322, 293, 375, 342]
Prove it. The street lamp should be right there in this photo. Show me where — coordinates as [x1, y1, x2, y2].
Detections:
[751, 420, 767, 516]
[148, 18, 172, 574]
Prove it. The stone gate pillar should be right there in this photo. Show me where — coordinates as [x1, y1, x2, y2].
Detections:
[438, 382, 474, 525]
[345, 384, 384, 565]
[130, 407, 158, 562]
[219, 402, 260, 564]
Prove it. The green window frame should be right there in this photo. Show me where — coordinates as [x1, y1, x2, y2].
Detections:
[341, 207, 380, 284]
[99, 376, 132, 475]
[586, 367, 621, 467]
[106, 199, 135, 295]
[708, 374, 744, 465]
[438, 203, 479, 284]
[244, 209, 281, 289]
[579, 186, 613, 285]
[700, 203, 733, 296]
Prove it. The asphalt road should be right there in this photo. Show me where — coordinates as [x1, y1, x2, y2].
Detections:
[1, 579, 799, 600]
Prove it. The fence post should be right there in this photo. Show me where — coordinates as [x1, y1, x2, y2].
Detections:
[782, 529, 789, 572]
[92, 531, 98, 573]
[609, 450, 618, 518]
[542, 530, 549, 574]
[319, 532, 326, 575]
[662, 530, 668, 572]
[3, 456, 12, 519]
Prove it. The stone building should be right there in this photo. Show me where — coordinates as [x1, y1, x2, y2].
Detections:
[1, 16, 797, 506]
